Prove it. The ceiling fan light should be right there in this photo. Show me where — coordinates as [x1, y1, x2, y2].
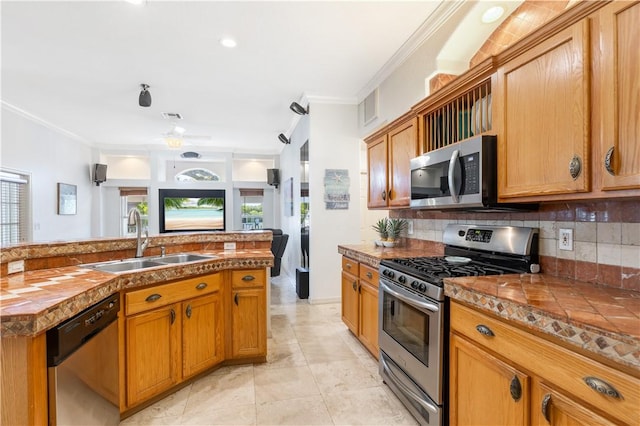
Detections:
[139, 83, 151, 107]
[165, 137, 183, 148]
[289, 101, 308, 115]
[278, 133, 290, 144]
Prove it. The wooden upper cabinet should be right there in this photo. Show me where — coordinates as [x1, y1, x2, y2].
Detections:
[495, 19, 591, 199]
[366, 116, 418, 209]
[367, 134, 389, 209]
[388, 118, 418, 207]
[594, 1, 640, 191]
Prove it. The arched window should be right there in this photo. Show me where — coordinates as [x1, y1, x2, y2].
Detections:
[175, 168, 220, 182]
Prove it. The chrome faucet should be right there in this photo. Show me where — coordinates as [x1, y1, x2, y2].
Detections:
[127, 208, 149, 257]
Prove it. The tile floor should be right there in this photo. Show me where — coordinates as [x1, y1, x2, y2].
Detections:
[120, 274, 418, 425]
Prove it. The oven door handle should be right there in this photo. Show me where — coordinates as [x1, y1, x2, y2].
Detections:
[380, 355, 440, 415]
[380, 282, 439, 313]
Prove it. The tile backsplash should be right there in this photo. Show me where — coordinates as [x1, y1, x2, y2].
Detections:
[394, 200, 640, 292]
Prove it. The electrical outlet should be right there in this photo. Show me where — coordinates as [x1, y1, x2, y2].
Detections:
[8, 260, 25, 274]
[559, 228, 573, 251]
[407, 220, 414, 235]
[224, 242, 236, 250]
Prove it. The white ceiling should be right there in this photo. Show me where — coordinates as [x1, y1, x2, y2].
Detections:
[1, 1, 502, 156]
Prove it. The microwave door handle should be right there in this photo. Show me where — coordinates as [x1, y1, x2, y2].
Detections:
[380, 282, 439, 313]
[380, 355, 440, 415]
[448, 149, 460, 203]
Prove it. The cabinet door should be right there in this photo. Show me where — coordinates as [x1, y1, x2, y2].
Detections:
[231, 288, 266, 358]
[388, 117, 418, 208]
[367, 135, 389, 208]
[341, 270, 359, 335]
[126, 303, 181, 406]
[596, 1, 640, 191]
[450, 333, 529, 426]
[497, 20, 590, 198]
[358, 281, 378, 358]
[532, 381, 614, 426]
[182, 293, 224, 378]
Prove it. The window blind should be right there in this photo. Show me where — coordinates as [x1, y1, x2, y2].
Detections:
[0, 171, 29, 246]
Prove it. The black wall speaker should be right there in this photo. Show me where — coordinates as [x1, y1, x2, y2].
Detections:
[267, 169, 280, 188]
[93, 164, 107, 186]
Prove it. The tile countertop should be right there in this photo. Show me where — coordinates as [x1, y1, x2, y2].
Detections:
[338, 244, 640, 373]
[446, 274, 640, 372]
[0, 249, 273, 337]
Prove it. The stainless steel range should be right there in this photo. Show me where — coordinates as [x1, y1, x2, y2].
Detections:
[378, 224, 539, 426]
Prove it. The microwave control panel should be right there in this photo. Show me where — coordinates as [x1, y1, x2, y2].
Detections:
[462, 153, 479, 194]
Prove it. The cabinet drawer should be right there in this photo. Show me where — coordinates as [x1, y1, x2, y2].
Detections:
[231, 269, 266, 289]
[342, 257, 359, 275]
[451, 302, 640, 425]
[125, 274, 221, 316]
[359, 264, 379, 287]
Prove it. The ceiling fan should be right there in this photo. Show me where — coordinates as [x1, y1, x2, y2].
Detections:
[160, 123, 211, 148]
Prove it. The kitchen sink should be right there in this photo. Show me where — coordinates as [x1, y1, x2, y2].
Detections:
[155, 254, 215, 264]
[82, 253, 216, 273]
[84, 259, 165, 273]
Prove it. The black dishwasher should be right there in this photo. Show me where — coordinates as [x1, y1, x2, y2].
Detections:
[46, 294, 120, 426]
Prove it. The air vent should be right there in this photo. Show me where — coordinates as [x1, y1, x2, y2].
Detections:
[161, 112, 183, 120]
[362, 88, 378, 125]
[181, 151, 201, 159]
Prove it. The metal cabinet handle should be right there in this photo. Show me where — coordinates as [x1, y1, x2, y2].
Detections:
[146, 293, 162, 302]
[569, 154, 582, 180]
[352, 281, 357, 291]
[475, 324, 495, 337]
[346, 263, 352, 270]
[242, 275, 255, 281]
[170, 308, 176, 325]
[185, 304, 192, 319]
[366, 272, 373, 279]
[583, 376, 622, 399]
[541, 394, 551, 423]
[381, 191, 386, 201]
[604, 147, 615, 176]
[448, 149, 461, 203]
[234, 293, 239, 305]
[388, 189, 392, 200]
[510, 376, 522, 401]
[196, 282, 208, 290]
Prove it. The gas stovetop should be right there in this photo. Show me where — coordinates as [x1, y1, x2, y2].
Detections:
[379, 224, 540, 301]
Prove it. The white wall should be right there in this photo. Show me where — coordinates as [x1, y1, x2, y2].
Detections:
[1, 106, 95, 241]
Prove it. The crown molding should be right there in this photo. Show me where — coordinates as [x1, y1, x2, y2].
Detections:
[2, 101, 92, 146]
[356, 0, 466, 102]
[304, 94, 358, 105]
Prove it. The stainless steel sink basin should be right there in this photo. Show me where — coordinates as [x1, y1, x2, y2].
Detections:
[155, 254, 215, 264]
[84, 259, 165, 273]
[82, 253, 216, 273]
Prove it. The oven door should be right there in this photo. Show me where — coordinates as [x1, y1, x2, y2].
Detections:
[378, 279, 445, 405]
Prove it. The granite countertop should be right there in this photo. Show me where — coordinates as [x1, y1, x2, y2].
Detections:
[0, 249, 273, 337]
[445, 274, 640, 372]
[338, 244, 640, 373]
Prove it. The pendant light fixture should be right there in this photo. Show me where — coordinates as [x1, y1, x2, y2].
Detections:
[139, 83, 152, 107]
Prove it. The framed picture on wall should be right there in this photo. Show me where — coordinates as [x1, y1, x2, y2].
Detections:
[57, 183, 77, 215]
[284, 177, 294, 216]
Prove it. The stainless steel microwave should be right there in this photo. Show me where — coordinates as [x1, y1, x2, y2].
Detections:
[410, 135, 536, 211]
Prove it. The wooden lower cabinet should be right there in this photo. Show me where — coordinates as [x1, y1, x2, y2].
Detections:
[450, 333, 529, 426]
[125, 303, 181, 406]
[340, 256, 379, 358]
[449, 301, 640, 426]
[230, 269, 267, 359]
[123, 273, 227, 409]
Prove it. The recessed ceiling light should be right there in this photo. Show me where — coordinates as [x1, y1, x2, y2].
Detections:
[219, 37, 237, 48]
[482, 6, 505, 24]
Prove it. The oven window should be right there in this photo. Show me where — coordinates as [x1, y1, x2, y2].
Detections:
[382, 292, 430, 364]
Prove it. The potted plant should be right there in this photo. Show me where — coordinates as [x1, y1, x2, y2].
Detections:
[372, 218, 389, 246]
[386, 218, 408, 247]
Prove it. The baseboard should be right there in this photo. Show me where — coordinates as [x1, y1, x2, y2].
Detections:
[307, 297, 340, 305]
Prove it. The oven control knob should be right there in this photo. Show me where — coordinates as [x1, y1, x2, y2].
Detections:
[418, 283, 427, 292]
[398, 275, 406, 284]
[411, 281, 419, 289]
